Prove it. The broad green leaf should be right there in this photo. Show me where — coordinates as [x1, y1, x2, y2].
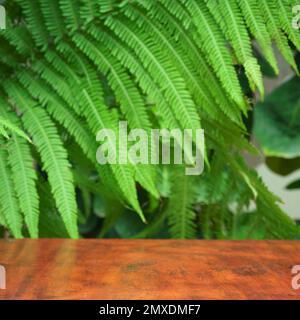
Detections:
[254, 77, 300, 158]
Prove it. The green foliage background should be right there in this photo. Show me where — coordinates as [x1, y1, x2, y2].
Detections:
[0, 0, 300, 239]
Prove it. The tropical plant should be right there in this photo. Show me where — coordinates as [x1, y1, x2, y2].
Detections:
[254, 71, 300, 216]
[0, 0, 299, 239]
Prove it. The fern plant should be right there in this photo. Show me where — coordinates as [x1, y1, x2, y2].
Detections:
[0, 0, 299, 239]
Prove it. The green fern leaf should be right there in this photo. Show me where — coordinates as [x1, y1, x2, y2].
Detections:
[260, 0, 299, 73]
[104, 15, 201, 131]
[167, 167, 197, 239]
[16, 0, 49, 49]
[59, 0, 81, 31]
[8, 134, 39, 238]
[276, 0, 300, 51]
[0, 107, 39, 238]
[5, 82, 79, 238]
[207, 0, 264, 96]
[40, 0, 65, 40]
[0, 147, 23, 238]
[181, 0, 246, 109]
[237, 0, 279, 74]
[0, 103, 31, 143]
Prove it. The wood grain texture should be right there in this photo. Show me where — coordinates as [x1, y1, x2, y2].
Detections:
[0, 240, 300, 300]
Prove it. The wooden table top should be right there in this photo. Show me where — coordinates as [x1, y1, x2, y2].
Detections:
[0, 239, 300, 300]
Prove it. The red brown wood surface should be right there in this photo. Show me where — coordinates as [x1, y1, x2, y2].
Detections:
[0, 239, 300, 300]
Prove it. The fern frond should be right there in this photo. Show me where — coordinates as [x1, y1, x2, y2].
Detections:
[76, 33, 151, 130]
[86, 24, 183, 131]
[0, 0, 299, 239]
[79, 0, 100, 23]
[44, 46, 144, 217]
[104, 15, 201, 131]
[0, 106, 39, 238]
[2, 26, 34, 56]
[0, 100, 31, 142]
[17, 67, 137, 203]
[207, 0, 264, 96]
[16, 0, 49, 49]
[79, 88, 144, 214]
[55, 44, 154, 208]
[259, 0, 299, 73]
[237, 0, 279, 74]
[5, 82, 79, 238]
[32, 58, 81, 113]
[17, 70, 96, 162]
[59, 0, 81, 31]
[0, 125, 8, 139]
[39, 0, 65, 40]
[181, 0, 246, 109]
[230, 156, 300, 239]
[167, 167, 197, 239]
[7, 136, 39, 238]
[276, 0, 300, 51]
[80, 24, 200, 169]
[0, 147, 23, 238]
[141, 0, 244, 125]
[71, 31, 159, 197]
[124, 4, 221, 119]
